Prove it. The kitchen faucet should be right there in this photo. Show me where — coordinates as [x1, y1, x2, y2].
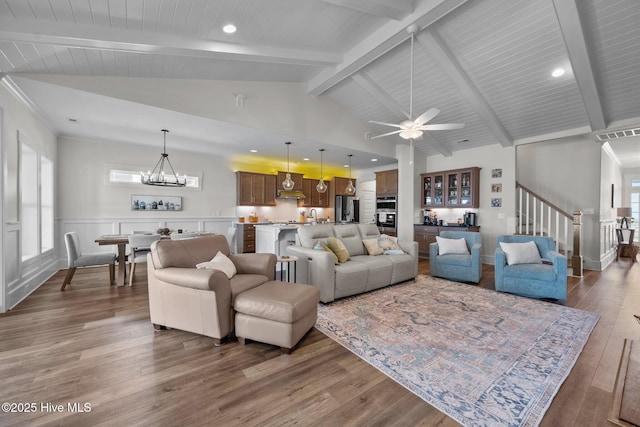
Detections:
[309, 209, 317, 222]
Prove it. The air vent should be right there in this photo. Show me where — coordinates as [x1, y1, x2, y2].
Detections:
[595, 127, 640, 142]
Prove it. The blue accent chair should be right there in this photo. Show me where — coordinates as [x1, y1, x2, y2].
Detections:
[495, 235, 567, 301]
[430, 230, 482, 283]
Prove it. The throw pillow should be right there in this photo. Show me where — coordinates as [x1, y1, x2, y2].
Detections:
[436, 236, 470, 255]
[326, 237, 350, 263]
[362, 238, 384, 256]
[499, 241, 542, 265]
[378, 235, 399, 251]
[319, 242, 339, 265]
[196, 251, 237, 279]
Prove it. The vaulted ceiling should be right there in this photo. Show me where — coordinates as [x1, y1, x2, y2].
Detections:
[0, 0, 639, 169]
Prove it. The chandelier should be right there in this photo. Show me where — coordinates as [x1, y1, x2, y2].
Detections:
[141, 129, 186, 187]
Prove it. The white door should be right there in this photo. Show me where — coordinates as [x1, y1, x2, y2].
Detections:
[359, 180, 376, 224]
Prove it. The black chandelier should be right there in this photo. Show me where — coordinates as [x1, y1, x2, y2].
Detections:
[141, 129, 186, 187]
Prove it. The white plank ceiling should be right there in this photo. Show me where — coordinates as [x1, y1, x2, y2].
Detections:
[0, 0, 638, 168]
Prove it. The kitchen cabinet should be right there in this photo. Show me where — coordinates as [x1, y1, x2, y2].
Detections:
[375, 169, 398, 196]
[238, 223, 256, 253]
[414, 225, 480, 258]
[299, 179, 330, 207]
[277, 171, 304, 191]
[421, 167, 480, 208]
[237, 172, 276, 206]
[334, 176, 357, 196]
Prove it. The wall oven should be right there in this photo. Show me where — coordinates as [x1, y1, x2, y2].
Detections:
[376, 211, 396, 229]
[376, 196, 396, 212]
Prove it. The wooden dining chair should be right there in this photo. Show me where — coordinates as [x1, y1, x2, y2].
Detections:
[127, 234, 162, 286]
[61, 231, 117, 291]
[616, 228, 637, 262]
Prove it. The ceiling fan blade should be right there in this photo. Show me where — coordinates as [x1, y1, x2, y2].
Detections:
[370, 129, 404, 139]
[414, 108, 440, 126]
[422, 123, 465, 131]
[368, 120, 405, 129]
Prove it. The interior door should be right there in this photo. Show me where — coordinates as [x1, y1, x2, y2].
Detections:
[359, 180, 376, 224]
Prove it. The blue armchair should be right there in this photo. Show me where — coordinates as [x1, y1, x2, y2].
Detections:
[430, 231, 482, 283]
[495, 235, 567, 301]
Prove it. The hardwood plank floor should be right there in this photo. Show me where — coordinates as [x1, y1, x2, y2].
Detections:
[0, 258, 638, 426]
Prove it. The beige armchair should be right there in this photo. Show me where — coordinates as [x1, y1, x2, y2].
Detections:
[147, 235, 276, 345]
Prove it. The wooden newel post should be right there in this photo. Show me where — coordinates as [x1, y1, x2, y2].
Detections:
[572, 210, 583, 277]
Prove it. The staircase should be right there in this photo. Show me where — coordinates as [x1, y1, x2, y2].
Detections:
[516, 182, 583, 276]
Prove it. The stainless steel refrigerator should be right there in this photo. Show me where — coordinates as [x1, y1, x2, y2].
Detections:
[335, 196, 359, 223]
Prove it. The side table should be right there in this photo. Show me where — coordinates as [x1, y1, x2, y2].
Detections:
[276, 255, 298, 283]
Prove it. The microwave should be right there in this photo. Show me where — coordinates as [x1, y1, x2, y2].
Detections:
[376, 196, 396, 212]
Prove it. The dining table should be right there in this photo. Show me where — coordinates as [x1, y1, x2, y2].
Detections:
[95, 235, 130, 286]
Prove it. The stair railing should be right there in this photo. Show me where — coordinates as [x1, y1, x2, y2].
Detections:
[516, 182, 583, 276]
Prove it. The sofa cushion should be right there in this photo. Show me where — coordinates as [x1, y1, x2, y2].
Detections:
[437, 254, 472, 267]
[357, 223, 381, 240]
[334, 261, 368, 295]
[350, 255, 393, 289]
[503, 263, 556, 282]
[297, 224, 335, 248]
[333, 224, 366, 256]
[386, 253, 418, 284]
[362, 238, 384, 256]
[378, 234, 399, 251]
[436, 236, 470, 255]
[315, 241, 339, 264]
[500, 241, 542, 265]
[326, 237, 350, 263]
[196, 251, 237, 278]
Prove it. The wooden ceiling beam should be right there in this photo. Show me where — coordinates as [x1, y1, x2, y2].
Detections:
[552, 0, 606, 132]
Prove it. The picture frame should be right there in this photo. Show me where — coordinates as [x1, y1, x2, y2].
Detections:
[491, 198, 502, 208]
[132, 195, 182, 211]
[491, 183, 502, 193]
[491, 168, 502, 178]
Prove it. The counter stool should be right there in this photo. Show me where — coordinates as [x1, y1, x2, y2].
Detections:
[234, 280, 320, 353]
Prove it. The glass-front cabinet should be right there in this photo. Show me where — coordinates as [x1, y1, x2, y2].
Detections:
[421, 167, 480, 209]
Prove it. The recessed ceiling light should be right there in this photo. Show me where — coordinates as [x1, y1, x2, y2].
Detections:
[223, 24, 237, 34]
[371, 158, 378, 162]
[303, 158, 310, 161]
[551, 68, 565, 78]
[250, 149, 257, 153]
[344, 164, 349, 168]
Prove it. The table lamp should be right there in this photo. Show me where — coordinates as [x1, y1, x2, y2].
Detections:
[617, 207, 632, 228]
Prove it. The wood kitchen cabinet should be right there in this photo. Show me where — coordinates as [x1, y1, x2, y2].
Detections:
[299, 178, 330, 207]
[237, 172, 277, 206]
[334, 176, 357, 196]
[421, 167, 480, 208]
[240, 224, 256, 253]
[276, 171, 304, 191]
[375, 169, 398, 196]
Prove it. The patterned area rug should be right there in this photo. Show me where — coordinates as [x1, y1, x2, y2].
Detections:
[315, 276, 599, 427]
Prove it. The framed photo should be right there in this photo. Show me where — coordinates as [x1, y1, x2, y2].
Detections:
[491, 168, 502, 178]
[491, 183, 502, 193]
[491, 198, 502, 208]
[132, 195, 182, 211]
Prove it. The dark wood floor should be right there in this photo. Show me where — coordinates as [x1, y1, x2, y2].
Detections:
[1, 257, 638, 426]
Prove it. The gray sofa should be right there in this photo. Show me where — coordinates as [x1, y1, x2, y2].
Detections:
[286, 223, 418, 303]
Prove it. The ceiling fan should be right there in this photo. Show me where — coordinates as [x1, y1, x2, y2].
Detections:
[369, 24, 464, 140]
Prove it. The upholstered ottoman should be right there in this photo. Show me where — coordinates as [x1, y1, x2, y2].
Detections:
[234, 280, 320, 353]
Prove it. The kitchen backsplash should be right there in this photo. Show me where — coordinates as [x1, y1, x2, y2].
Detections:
[236, 199, 330, 223]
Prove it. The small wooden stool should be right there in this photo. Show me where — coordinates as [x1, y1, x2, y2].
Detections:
[234, 280, 320, 353]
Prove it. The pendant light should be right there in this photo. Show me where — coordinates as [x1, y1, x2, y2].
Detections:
[282, 142, 295, 190]
[316, 148, 327, 193]
[140, 129, 186, 187]
[345, 154, 356, 195]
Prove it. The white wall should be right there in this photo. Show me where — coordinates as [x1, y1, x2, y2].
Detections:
[424, 144, 516, 264]
[1, 82, 59, 312]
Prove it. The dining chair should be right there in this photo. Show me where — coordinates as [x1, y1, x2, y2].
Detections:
[170, 232, 199, 240]
[616, 228, 637, 262]
[61, 231, 117, 291]
[226, 227, 237, 253]
[127, 234, 162, 286]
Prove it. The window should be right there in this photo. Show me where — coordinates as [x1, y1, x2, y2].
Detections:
[631, 179, 640, 242]
[20, 141, 54, 261]
[109, 169, 200, 189]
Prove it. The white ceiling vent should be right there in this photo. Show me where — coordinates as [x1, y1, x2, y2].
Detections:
[595, 127, 640, 142]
